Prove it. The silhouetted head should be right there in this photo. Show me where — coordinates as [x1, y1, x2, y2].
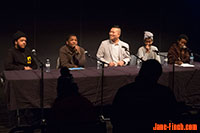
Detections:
[136, 59, 162, 83]
[57, 67, 79, 98]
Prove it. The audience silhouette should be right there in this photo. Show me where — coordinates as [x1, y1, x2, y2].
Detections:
[47, 67, 102, 133]
[111, 59, 178, 132]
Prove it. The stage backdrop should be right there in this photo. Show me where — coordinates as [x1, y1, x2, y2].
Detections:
[0, 0, 200, 71]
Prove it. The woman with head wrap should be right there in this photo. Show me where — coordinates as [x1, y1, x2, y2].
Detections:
[137, 31, 161, 64]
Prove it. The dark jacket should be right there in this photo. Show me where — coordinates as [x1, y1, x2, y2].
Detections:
[168, 43, 190, 64]
[4, 47, 38, 70]
[59, 45, 86, 68]
[111, 79, 178, 132]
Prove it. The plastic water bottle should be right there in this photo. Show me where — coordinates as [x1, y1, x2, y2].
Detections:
[137, 60, 142, 68]
[164, 57, 168, 66]
[190, 53, 194, 65]
[45, 58, 51, 72]
[97, 61, 102, 69]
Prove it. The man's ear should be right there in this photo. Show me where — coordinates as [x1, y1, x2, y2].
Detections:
[14, 40, 17, 45]
[66, 41, 68, 45]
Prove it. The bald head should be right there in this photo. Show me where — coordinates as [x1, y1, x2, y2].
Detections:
[109, 26, 121, 43]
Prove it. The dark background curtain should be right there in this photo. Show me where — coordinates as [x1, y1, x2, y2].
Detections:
[0, 0, 200, 70]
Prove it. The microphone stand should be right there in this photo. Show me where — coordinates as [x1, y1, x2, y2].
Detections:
[85, 52, 109, 122]
[194, 53, 200, 58]
[153, 51, 168, 60]
[172, 62, 175, 92]
[32, 53, 46, 133]
[121, 47, 144, 65]
[157, 52, 167, 58]
[9, 53, 46, 133]
[154, 51, 174, 90]
[188, 48, 200, 59]
[132, 53, 144, 63]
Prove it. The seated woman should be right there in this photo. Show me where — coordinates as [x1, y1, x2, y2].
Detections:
[137, 31, 161, 64]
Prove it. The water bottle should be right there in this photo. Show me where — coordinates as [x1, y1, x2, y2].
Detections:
[164, 57, 168, 66]
[45, 58, 51, 72]
[97, 61, 102, 69]
[137, 60, 142, 68]
[190, 53, 194, 65]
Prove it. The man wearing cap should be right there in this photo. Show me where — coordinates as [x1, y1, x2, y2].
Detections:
[137, 31, 161, 64]
[4, 31, 38, 70]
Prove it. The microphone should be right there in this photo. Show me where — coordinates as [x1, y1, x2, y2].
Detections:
[122, 46, 128, 51]
[31, 49, 44, 65]
[84, 51, 88, 54]
[84, 50, 91, 57]
[153, 50, 159, 54]
[32, 49, 37, 56]
[182, 46, 192, 52]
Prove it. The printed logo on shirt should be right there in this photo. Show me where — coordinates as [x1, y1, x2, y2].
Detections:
[27, 56, 32, 64]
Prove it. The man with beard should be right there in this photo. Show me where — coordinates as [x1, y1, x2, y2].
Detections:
[4, 31, 37, 70]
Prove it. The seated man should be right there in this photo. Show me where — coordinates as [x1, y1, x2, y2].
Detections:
[59, 34, 86, 68]
[96, 25, 131, 67]
[137, 31, 161, 64]
[168, 34, 190, 65]
[4, 31, 37, 70]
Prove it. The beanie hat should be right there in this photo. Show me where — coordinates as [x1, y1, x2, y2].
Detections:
[13, 31, 27, 42]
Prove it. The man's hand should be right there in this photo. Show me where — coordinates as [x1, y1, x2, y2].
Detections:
[74, 65, 78, 68]
[109, 62, 116, 67]
[74, 45, 81, 54]
[24, 66, 32, 70]
[145, 45, 150, 53]
[117, 61, 125, 66]
[175, 61, 183, 65]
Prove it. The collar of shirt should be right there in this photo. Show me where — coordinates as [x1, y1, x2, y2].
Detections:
[66, 44, 77, 55]
[109, 39, 120, 46]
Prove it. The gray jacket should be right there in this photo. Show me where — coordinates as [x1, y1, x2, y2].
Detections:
[96, 39, 131, 66]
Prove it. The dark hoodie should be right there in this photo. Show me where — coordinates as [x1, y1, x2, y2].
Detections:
[4, 47, 37, 70]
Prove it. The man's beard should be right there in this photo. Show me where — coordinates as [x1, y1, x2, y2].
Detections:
[17, 44, 25, 52]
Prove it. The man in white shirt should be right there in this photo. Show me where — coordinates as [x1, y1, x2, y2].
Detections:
[96, 25, 131, 67]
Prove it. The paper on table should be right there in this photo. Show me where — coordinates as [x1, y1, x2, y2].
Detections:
[175, 63, 195, 67]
